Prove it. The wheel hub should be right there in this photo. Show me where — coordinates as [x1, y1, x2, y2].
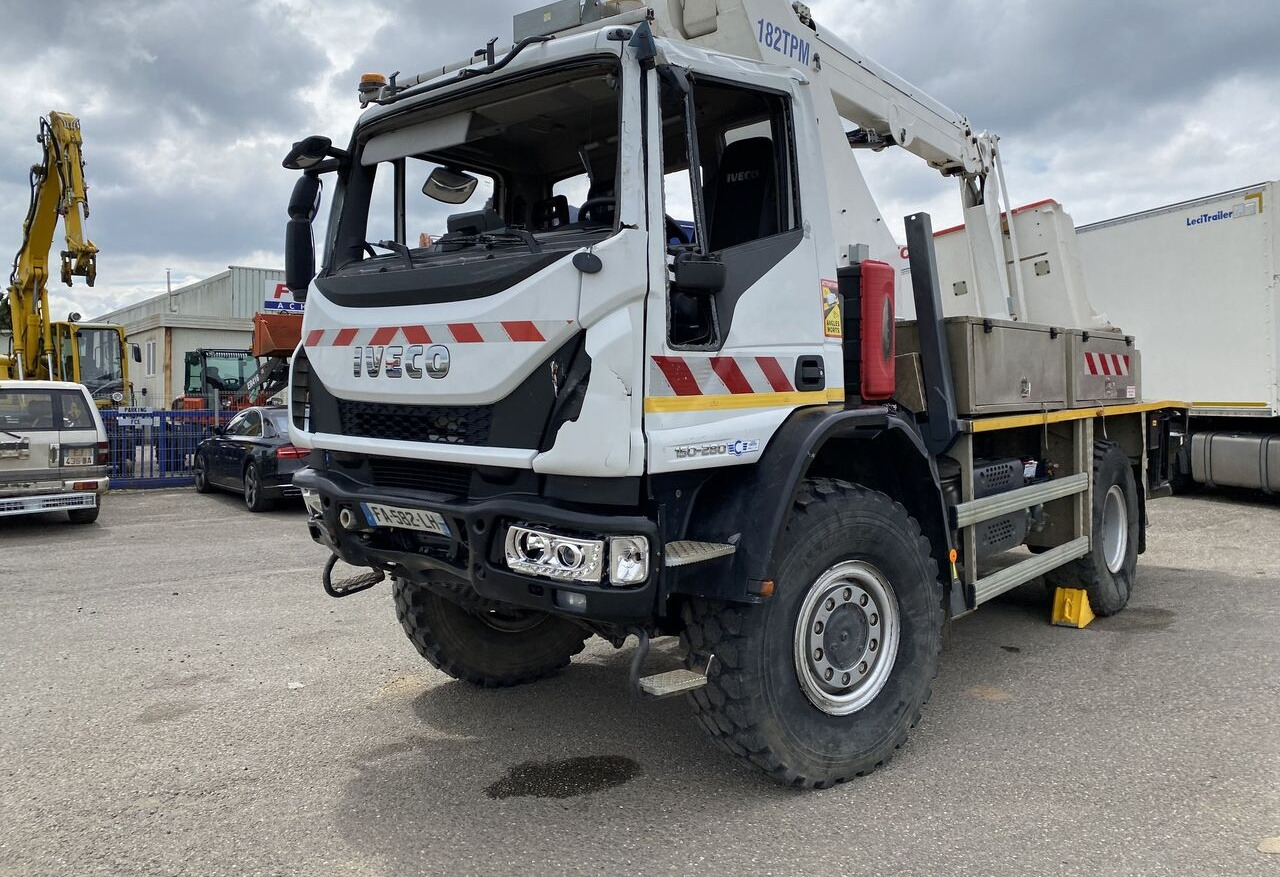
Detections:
[795, 560, 900, 716]
[1102, 484, 1128, 574]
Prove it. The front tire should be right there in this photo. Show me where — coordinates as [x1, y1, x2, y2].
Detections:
[682, 479, 944, 788]
[1045, 442, 1139, 616]
[392, 578, 591, 687]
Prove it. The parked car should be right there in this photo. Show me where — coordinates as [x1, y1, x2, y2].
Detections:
[0, 380, 109, 524]
[192, 405, 309, 511]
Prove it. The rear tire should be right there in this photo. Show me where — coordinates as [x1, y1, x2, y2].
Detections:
[193, 452, 213, 494]
[681, 479, 943, 788]
[68, 505, 100, 525]
[1045, 442, 1139, 616]
[243, 461, 271, 512]
[392, 578, 591, 688]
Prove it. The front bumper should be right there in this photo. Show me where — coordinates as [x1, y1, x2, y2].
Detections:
[294, 467, 660, 623]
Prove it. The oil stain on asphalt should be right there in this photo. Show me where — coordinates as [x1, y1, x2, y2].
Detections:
[486, 756, 641, 799]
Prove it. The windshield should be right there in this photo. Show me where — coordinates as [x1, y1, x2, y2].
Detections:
[188, 351, 254, 394]
[74, 327, 125, 398]
[321, 59, 624, 306]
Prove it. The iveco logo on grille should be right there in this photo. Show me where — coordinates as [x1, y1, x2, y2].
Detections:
[353, 344, 450, 379]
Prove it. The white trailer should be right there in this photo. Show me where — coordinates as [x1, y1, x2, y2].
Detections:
[1076, 182, 1278, 492]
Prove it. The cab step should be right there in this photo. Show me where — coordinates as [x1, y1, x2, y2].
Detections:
[638, 668, 711, 698]
[664, 540, 736, 567]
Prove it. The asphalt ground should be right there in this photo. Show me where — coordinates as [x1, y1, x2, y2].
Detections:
[1, 487, 1277, 876]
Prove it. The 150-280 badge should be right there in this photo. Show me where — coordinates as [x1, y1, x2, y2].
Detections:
[672, 438, 761, 460]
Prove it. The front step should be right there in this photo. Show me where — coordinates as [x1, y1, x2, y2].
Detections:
[665, 540, 736, 567]
[637, 652, 716, 698]
[638, 668, 710, 698]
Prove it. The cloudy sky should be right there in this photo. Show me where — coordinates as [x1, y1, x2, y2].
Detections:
[1, 0, 1276, 322]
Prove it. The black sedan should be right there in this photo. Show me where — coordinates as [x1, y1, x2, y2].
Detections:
[193, 406, 310, 511]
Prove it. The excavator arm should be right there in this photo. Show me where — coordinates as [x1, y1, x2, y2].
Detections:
[4, 111, 100, 380]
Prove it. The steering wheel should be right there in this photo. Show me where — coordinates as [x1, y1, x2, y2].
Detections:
[578, 196, 617, 224]
[665, 216, 691, 245]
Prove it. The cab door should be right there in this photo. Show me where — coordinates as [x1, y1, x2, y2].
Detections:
[643, 67, 830, 475]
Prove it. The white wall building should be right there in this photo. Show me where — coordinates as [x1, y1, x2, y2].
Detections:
[95, 266, 286, 407]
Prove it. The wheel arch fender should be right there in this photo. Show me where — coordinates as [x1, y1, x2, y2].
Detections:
[673, 406, 958, 608]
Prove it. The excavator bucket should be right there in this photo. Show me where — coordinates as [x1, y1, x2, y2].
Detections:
[252, 312, 303, 358]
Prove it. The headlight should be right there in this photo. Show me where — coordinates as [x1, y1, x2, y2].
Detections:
[608, 536, 650, 585]
[504, 525, 604, 583]
[110, 391, 124, 403]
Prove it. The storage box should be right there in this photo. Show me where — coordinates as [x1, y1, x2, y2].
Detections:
[1067, 330, 1141, 405]
[897, 316, 1068, 415]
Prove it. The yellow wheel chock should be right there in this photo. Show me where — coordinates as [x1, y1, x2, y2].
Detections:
[1051, 587, 1096, 628]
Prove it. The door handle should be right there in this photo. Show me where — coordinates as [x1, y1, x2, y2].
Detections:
[795, 356, 826, 391]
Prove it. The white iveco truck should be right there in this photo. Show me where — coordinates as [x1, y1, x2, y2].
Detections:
[282, 0, 1179, 786]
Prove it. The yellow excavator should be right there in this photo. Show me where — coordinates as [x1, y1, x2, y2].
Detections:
[1, 111, 136, 406]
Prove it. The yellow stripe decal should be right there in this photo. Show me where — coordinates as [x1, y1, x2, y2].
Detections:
[964, 400, 1188, 434]
[1189, 401, 1269, 408]
[645, 388, 841, 414]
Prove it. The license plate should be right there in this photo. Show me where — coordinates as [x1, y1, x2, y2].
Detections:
[361, 502, 451, 536]
[63, 448, 94, 466]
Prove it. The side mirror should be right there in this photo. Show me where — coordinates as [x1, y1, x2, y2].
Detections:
[285, 175, 322, 298]
[672, 251, 726, 293]
[131, 343, 142, 363]
[283, 135, 336, 170]
[424, 167, 479, 204]
[212, 425, 224, 436]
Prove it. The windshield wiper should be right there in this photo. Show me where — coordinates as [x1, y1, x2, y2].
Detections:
[369, 240, 414, 269]
[479, 229, 541, 254]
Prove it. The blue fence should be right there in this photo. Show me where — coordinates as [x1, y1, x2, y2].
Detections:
[102, 409, 223, 489]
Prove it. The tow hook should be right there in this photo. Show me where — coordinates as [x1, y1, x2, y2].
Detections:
[322, 553, 385, 598]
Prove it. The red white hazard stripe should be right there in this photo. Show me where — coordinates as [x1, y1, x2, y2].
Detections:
[651, 355, 796, 397]
[1084, 352, 1131, 376]
[303, 320, 572, 347]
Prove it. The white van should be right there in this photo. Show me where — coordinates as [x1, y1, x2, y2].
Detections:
[0, 380, 110, 524]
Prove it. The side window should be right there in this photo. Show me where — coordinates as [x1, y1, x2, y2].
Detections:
[225, 410, 259, 437]
[695, 82, 798, 252]
[662, 77, 800, 349]
[58, 392, 97, 430]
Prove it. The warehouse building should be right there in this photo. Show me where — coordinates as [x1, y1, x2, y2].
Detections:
[95, 266, 288, 407]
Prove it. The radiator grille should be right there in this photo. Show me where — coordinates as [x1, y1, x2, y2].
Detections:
[337, 400, 493, 446]
[366, 458, 472, 497]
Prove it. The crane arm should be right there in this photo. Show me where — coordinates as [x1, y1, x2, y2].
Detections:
[649, 0, 995, 179]
[5, 111, 100, 380]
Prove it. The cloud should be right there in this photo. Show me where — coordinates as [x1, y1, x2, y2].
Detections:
[1, 0, 1276, 323]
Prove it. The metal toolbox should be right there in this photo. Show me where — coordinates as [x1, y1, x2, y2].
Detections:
[1066, 330, 1141, 405]
[896, 316, 1068, 415]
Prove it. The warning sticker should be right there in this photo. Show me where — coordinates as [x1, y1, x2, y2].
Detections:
[822, 279, 841, 338]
